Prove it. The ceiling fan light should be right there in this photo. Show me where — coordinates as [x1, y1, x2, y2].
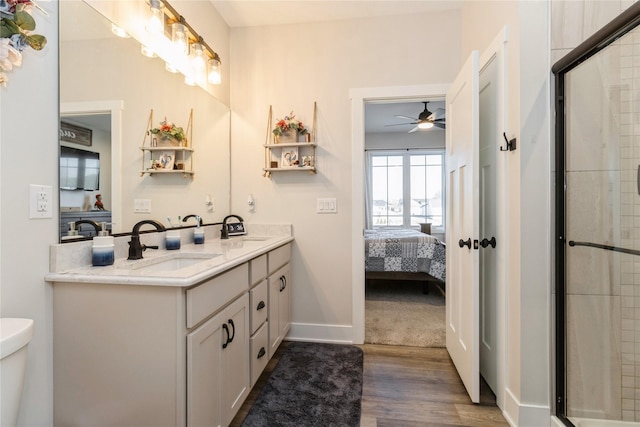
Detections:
[418, 122, 434, 130]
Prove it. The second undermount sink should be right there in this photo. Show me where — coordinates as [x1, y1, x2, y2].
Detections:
[121, 253, 221, 273]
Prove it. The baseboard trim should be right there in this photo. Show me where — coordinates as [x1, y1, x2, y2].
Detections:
[286, 322, 354, 344]
[504, 387, 551, 427]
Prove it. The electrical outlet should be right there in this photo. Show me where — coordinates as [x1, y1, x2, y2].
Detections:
[29, 184, 52, 219]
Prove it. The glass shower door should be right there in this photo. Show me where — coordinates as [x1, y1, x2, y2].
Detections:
[563, 22, 640, 424]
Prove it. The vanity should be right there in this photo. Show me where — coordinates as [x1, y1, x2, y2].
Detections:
[46, 226, 292, 427]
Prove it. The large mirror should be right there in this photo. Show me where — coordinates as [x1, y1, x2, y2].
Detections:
[59, 0, 231, 241]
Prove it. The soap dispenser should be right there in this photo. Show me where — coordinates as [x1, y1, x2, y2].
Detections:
[193, 216, 204, 244]
[92, 223, 114, 266]
[61, 222, 79, 241]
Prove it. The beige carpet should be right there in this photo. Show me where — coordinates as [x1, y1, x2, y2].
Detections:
[365, 280, 445, 348]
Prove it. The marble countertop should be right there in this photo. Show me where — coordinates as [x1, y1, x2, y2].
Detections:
[45, 233, 293, 288]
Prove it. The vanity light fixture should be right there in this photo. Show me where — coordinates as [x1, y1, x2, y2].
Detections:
[171, 21, 189, 55]
[165, 62, 179, 73]
[208, 58, 221, 85]
[146, 0, 164, 35]
[189, 41, 207, 85]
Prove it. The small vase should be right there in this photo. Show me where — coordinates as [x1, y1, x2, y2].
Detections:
[277, 130, 298, 144]
[157, 135, 182, 147]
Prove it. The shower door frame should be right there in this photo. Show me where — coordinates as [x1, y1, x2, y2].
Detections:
[552, 3, 640, 424]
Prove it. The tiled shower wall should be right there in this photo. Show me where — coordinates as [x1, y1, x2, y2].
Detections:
[552, 0, 640, 421]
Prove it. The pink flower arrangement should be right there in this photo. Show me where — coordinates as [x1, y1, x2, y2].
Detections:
[273, 111, 308, 136]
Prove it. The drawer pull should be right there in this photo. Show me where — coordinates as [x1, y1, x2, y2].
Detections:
[222, 323, 230, 349]
[257, 300, 266, 311]
[228, 319, 235, 344]
[257, 347, 266, 359]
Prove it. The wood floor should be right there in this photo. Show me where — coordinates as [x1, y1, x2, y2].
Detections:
[230, 342, 509, 427]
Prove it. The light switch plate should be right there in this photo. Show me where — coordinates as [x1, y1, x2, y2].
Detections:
[317, 198, 337, 214]
[134, 199, 151, 213]
[29, 184, 52, 219]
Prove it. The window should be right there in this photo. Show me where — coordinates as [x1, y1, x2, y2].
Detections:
[368, 150, 444, 230]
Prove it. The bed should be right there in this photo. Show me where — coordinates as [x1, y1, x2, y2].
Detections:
[364, 228, 446, 288]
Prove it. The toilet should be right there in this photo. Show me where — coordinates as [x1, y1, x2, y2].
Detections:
[1, 318, 34, 427]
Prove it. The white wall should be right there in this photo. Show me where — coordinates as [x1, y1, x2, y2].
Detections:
[460, 1, 551, 425]
[365, 130, 445, 150]
[229, 11, 461, 338]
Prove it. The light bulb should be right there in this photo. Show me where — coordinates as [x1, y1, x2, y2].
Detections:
[207, 58, 221, 85]
[418, 122, 434, 130]
[146, 0, 164, 34]
[172, 22, 188, 55]
[189, 42, 206, 84]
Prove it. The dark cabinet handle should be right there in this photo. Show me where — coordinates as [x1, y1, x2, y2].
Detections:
[257, 347, 266, 359]
[227, 319, 235, 344]
[458, 238, 471, 249]
[257, 300, 266, 310]
[282, 276, 287, 291]
[222, 323, 230, 349]
[279, 276, 285, 292]
[480, 237, 496, 248]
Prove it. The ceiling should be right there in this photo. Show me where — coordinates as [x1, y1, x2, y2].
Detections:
[209, 0, 463, 28]
[365, 100, 445, 134]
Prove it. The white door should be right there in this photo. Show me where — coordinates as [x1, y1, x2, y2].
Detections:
[445, 50, 480, 403]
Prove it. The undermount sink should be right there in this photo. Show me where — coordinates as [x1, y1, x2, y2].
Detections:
[120, 253, 221, 273]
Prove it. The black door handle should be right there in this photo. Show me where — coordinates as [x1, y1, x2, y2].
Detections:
[480, 237, 496, 248]
[222, 323, 230, 349]
[257, 300, 266, 310]
[458, 238, 471, 249]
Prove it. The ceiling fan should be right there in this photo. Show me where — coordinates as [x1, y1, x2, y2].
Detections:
[385, 101, 446, 133]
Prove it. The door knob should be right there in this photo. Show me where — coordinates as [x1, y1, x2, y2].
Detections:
[480, 237, 496, 248]
[458, 238, 471, 249]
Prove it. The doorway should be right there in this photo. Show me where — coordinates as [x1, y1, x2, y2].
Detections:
[362, 98, 447, 348]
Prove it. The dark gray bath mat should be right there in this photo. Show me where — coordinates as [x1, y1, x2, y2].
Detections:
[241, 341, 363, 427]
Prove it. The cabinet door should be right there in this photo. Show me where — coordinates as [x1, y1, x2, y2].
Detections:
[268, 264, 291, 356]
[221, 294, 250, 427]
[187, 311, 224, 427]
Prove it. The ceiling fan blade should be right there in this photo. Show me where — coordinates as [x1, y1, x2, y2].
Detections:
[384, 122, 418, 127]
[433, 122, 446, 129]
[427, 108, 446, 121]
[394, 115, 418, 120]
[408, 126, 419, 133]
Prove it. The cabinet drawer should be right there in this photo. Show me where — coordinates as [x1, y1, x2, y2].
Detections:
[250, 322, 269, 387]
[268, 243, 291, 274]
[250, 254, 267, 286]
[186, 264, 249, 328]
[249, 279, 268, 334]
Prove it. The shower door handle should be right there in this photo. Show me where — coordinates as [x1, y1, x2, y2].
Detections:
[569, 240, 640, 256]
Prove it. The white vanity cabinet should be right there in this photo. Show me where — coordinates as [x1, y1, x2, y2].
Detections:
[267, 244, 292, 357]
[187, 293, 249, 427]
[51, 240, 292, 427]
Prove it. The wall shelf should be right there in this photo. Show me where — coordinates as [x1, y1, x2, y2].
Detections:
[263, 103, 317, 178]
[140, 109, 194, 179]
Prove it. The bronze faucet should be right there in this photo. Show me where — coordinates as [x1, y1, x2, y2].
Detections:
[127, 220, 166, 260]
